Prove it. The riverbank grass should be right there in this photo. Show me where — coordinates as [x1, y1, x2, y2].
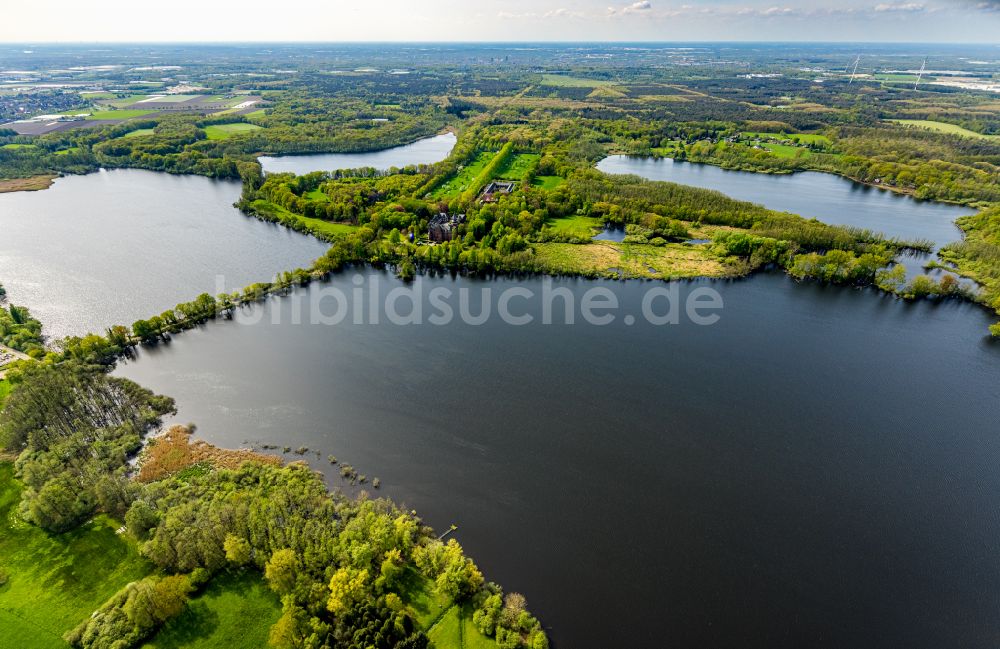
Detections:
[0, 462, 153, 649]
[0, 175, 56, 193]
[139, 570, 280, 649]
[251, 199, 357, 240]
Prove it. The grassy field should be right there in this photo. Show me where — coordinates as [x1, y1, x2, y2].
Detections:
[139, 95, 198, 103]
[123, 128, 156, 138]
[1, 143, 38, 150]
[305, 188, 330, 202]
[251, 199, 356, 240]
[545, 214, 602, 239]
[85, 109, 155, 121]
[0, 379, 10, 409]
[533, 241, 726, 279]
[495, 153, 540, 181]
[399, 570, 496, 649]
[759, 143, 813, 158]
[54, 147, 80, 155]
[874, 73, 922, 82]
[104, 94, 156, 108]
[743, 131, 831, 145]
[539, 74, 613, 88]
[0, 462, 153, 649]
[887, 119, 1000, 141]
[203, 123, 263, 140]
[432, 151, 496, 198]
[532, 175, 565, 190]
[140, 571, 280, 649]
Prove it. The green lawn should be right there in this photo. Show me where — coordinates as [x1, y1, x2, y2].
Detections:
[427, 605, 464, 648]
[496, 153, 540, 181]
[432, 151, 496, 198]
[532, 175, 565, 190]
[203, 123, 263, 140]
[1, 143, 37, 150]
[0, 379, 10, 409]
[123, 128, 156, 138]
[86, 109, 155, 121]
[539, 74, 613, 88]
[54, 147, 80, 155]
[743, 131, 831, 145]
[398, 569, 452, 628]
[0, 462, 153, 649]
[140, 570, 280, 649]
[887, 119, 1000, 141]
[305, 188, 330, 202]
[426, 603, 498, 649]
[545, 214, 602, 239]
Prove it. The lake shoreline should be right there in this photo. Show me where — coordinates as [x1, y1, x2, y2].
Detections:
[0, 174, 55, 193]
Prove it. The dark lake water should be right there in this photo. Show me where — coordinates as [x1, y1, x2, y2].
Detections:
[0, 169, 328, 339]
[258, 133, 456, 176]
[596, 155, 976, 279]
[116, 269, 1000, 649]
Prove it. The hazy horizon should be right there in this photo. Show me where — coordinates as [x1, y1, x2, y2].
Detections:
[2, 1, 999, 44]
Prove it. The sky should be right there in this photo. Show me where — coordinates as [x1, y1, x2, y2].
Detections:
[1, 0, 999, 43]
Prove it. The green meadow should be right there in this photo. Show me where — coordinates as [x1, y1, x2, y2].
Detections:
[496, 153, 540, 181]
[123, 128, 156, 138]
[888, 119, 1000, 141]
[432, 150, 496, 198]
[545, 214, 602, 239]
[0, 463, 153, 649]
[203, 123, 263, 140]
[140, 571, 280, 649]
[532, 175, 565, 190]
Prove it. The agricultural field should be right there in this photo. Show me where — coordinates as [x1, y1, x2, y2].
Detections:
[887, 119, 1000, 141]
[86, 109, 155, 121]
[203, 123, 262, 140]
[139, 571, 280, 649]
[0, 463, 153, 649]
[539, 74, 614, 88]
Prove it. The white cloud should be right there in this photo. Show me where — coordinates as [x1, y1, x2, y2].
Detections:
[874, 2, 926, 11]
